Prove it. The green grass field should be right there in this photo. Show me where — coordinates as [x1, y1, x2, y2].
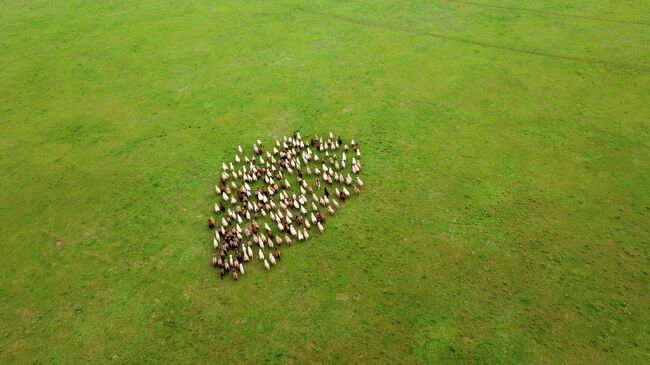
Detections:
[1, 1, 649, 363]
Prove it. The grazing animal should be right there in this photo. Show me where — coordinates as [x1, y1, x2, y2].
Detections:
[209, 133, 363, 281]
[208, 217, 215, 229]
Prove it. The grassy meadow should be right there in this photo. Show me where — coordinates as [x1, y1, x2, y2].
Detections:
[1, 0, 649, 363]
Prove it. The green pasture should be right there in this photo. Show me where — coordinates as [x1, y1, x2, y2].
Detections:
[1, 0, 648, 363]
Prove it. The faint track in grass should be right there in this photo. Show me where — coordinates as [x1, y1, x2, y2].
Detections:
[440, 0, 650, 26]
[296, 8, 650, 73]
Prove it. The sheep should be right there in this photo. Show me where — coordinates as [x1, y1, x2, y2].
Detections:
[281, 234, 290, 246]
[264, 259, 271, 271]
[269, 253, 276, 266]
[211, 133, 364, 280]
[239, 263, 245, 275]
[208, 217, 215, 229]
[212, 255, 218, 267]
[258, 248, 264, 261]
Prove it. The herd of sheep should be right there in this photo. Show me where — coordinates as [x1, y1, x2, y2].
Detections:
[209, 132, 363, 280]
